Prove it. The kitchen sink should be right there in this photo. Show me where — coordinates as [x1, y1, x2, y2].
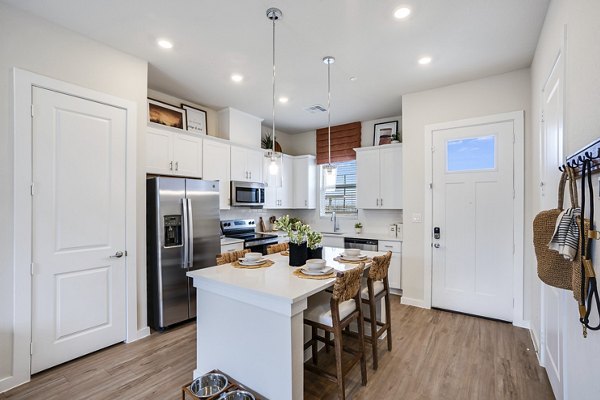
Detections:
[320, 231, 344, 235]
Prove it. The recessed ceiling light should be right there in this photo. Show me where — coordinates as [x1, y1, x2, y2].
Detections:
[394, 7, 411, 19]
[279, 97, 289, 104]
[418, 56, 432, 65]
[157, 39, 173, 49]
[349, 76, 357, 82]
[231, 74, 244, 83]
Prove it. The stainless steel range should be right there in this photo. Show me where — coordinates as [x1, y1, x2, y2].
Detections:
[221, 219, 278, 255]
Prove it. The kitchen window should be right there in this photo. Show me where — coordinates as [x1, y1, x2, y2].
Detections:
[320, 160, 358, 217]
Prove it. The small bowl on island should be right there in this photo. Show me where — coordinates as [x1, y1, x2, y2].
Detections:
[244, 252, 262, 261]
[305, 259, 326, 271]
[344, 249, 361, 257]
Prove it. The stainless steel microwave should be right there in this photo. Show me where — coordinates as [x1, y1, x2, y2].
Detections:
[230, 181, 265, 207]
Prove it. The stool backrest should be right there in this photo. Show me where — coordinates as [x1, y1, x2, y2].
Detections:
[368, 251, 392, 281]
[332, 264, 365, 303]
[267, 242, 289, 254]
[216, 249, 250, 265]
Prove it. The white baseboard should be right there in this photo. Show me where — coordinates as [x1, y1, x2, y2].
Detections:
[126, 326, 150, 343]
[529, 327, 542, 365]
[513, 318, 530, 329]
[401, 297, 428, 308]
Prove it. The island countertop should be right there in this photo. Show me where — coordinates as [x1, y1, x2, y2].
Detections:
[187, 246, 383, 306]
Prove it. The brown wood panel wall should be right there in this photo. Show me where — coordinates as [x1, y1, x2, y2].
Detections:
[316, 121, 361, 164]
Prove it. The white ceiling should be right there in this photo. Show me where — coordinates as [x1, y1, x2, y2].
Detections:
[3, 0, 550, 133]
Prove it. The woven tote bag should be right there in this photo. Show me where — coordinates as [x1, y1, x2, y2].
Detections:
[533, 167, 578, 290]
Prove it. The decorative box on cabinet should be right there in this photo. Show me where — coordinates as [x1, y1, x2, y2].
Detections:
[355, 144, 402, 209]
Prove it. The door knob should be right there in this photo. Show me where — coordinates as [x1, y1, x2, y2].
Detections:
[110, 251, 124, 258]
[433, 243, 440, 248]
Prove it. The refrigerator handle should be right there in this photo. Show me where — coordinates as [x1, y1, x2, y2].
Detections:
[187, 198, 194, 269]
[181, 198, 189, 269]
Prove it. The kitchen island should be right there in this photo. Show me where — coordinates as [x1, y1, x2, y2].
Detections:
[187, 246, 383, 400]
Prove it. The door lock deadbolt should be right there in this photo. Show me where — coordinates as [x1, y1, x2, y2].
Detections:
[433, 227, 441, 240]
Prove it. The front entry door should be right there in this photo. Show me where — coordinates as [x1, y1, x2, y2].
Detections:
[31, 87, 127, 373]
[432, 120, 515, 321]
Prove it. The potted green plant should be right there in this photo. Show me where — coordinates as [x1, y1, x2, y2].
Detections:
[274, 216, 309, 266]
[391, 132, 401, 143]
[354, 222, 363, 234]
[307, 230, 323, 259]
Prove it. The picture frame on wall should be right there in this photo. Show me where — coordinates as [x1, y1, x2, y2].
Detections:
[373, 120, 398, 146]
[148, 98, 187, 130]
[182, 104, 208, 135]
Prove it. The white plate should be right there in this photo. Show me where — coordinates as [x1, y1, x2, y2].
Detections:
[239, 258, 266, 265]
[339, 254, 367, 261]
[301, 266, 334, 276]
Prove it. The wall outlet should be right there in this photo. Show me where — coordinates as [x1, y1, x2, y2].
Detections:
[412, 213, 422, 223]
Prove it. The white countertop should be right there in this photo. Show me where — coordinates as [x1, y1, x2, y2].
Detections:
[220, 237, 244, 246]
[320, 231, 403, 242]
[187, 246, 383, 305]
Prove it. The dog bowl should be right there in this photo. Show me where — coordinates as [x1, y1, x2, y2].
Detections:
[189, 373, 228, 398]
[218, 390, 256, 400]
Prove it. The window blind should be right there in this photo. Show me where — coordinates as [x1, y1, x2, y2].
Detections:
[316, 121, 361, 165]
[321, 160, 358, 215]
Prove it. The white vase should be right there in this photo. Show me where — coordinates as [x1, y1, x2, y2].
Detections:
[355, 227, 362, 234]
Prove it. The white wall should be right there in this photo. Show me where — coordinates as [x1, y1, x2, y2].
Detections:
[0, 4, 147, 391]
[401, 69, 531, 306]
[530, 0, 600, 398]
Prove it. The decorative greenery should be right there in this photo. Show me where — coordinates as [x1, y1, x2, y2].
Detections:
[274, 215, 310, 244]
[261, 131, 274, 150]
[307, 230, 323, 250]
[354, 222, 363, 229]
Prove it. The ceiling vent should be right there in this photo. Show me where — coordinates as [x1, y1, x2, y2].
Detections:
[304, 104, 327, 113]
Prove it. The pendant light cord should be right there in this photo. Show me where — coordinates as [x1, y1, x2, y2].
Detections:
[327, 60, 331, 166]
[271, 14, 276, 155]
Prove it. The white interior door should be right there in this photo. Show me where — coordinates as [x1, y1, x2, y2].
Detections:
[540, 52, 565, 400]
[31, 87, 127, 373]
[432, 120, 514, 321]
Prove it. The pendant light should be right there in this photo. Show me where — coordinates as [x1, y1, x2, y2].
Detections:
[323, 56, 337, 192]
[263, 7, 283, 188]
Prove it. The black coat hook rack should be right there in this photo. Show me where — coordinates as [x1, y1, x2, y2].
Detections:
[559, 138, 600, 177]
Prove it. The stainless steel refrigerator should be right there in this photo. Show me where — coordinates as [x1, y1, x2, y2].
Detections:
[146, 177, 221, 330]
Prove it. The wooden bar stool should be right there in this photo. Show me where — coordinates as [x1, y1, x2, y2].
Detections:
[361, 251, 393, 370]
[303, 265, 367, 400]
[216, 249, 249, 265]
[266, 242, 288, 254]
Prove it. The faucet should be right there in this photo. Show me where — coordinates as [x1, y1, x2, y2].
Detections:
[331, 211, 340, 232]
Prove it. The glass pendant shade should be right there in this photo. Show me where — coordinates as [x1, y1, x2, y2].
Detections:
[323, 164, 337, 192]
[263, 151, 283, 188]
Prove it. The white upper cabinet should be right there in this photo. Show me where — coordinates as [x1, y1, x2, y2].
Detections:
[356, 144, 402, 209]
[146, 125, 202, 178]
[203, 139, 231, 210]
[230, 145, 263, 183]
[265, 155, 293, 209]
[217, 107, 263, 148]
[293, 155, 316, 209]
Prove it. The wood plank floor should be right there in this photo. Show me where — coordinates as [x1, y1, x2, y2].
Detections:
[2, 297, 553, 400]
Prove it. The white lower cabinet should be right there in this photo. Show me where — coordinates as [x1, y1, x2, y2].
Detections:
[378, 240, 401, 290]
[220, 242, 244, 254]
[321, 235, 344, 248]
[203, 140, 231, 210]
[146, 126, 203, 178]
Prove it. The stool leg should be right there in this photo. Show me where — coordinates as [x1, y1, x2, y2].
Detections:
[357, 302, 368, 386]
[325, 331, 331, 353]
[385, 292, 392, 351]
[334, 324, 346, 400]
[369, 293, 379, 370]
[311, 326, 318, 365]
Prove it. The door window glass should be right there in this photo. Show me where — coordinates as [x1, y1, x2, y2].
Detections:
[447, 135, 496, 172]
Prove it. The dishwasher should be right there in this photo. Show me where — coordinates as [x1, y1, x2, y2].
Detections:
[344, 237, 378, 251]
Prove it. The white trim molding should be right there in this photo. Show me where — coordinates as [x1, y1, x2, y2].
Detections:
[422, 111, 526, 326]
[4, 68, 138, 393]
